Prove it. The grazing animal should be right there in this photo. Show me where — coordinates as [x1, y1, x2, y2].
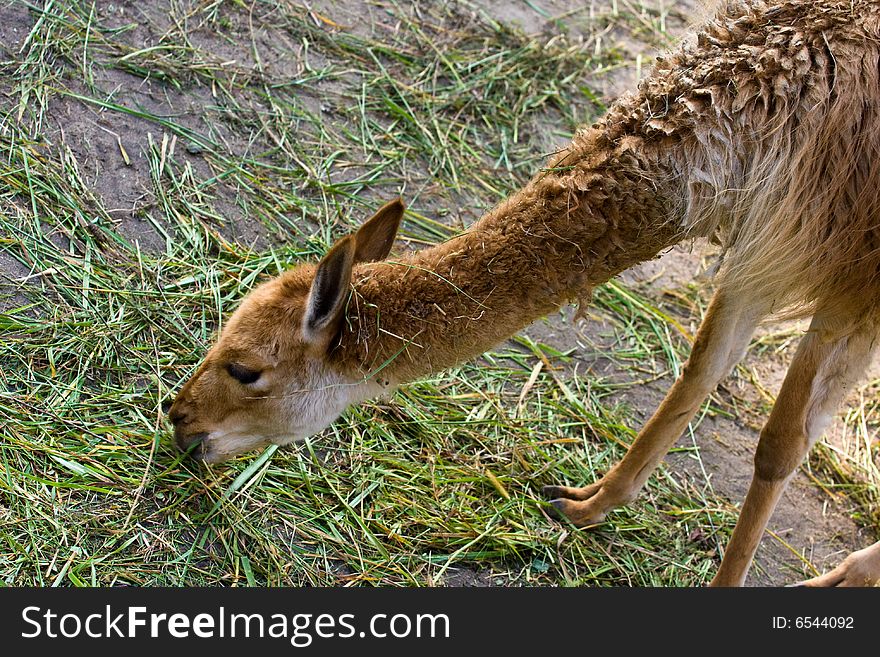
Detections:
[169, 0, 880, 586]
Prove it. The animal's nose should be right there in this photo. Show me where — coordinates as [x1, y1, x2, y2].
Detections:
[167, 398, 188, 426]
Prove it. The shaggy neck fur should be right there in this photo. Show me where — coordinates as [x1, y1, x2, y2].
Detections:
[332, 0, 880, 382]
[335, 127, 683, 383]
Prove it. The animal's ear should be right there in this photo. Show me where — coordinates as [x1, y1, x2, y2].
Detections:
[353, 198, 405, 264]
[303, 235, 356, 345]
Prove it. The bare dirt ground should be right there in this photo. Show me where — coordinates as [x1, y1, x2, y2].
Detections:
[1, 0, 876, 587]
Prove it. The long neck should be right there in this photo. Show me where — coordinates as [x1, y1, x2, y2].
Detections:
[334, 127, 687, 383]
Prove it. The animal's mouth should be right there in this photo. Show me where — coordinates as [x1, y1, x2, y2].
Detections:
[177, 429, 281, 464]
[175, 430, 209, 459]
[174, 421, 310, 464]
[175, 432, 231, 464]
[198, 443, 228, 464]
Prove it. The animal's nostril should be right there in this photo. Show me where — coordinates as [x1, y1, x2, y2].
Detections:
[168, 403, 188, 425]
[160, 399, 173, 415]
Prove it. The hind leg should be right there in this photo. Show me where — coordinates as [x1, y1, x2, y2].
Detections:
[795, 541, 880, 587]
[797, 363, 880, 590]
[545, 289, 766, 526]
[710, 312, 876, 586]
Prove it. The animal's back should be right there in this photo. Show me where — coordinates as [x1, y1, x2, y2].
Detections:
[595, 0, 880, 323]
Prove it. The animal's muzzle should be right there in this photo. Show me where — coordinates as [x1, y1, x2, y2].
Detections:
[168, 396, 208, 458]
[174, 428, 209, 459]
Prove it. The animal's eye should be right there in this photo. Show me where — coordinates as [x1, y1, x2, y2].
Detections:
[226, 363, 262, 385]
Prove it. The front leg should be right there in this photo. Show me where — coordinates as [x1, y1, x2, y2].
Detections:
[545, 289, 765, 527]
[795, 541, 880, 587]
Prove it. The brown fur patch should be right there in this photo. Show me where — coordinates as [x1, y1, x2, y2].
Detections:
[174, 0, 880, 459]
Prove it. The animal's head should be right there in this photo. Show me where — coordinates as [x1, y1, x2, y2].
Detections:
[168, 199, 405, 463]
